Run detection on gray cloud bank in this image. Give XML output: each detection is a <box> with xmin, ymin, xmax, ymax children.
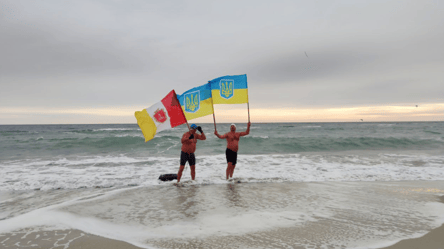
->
<box><xmin>1</xmin><ymin>0</ymin><xmax>443</xmax><ymax>112</ymax></box>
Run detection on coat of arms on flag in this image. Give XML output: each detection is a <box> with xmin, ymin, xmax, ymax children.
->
<box><xmin>210</xmin><ymin>75</ymin><xmax>248</xmax><ymax>104</ymax></box>
<box><xmin>185</xmin><ymin>91</ymin><xmax>200</xmax><ymax>113</ymax></box>
<box><xmin>134</xmin><ymin>90</ymin><xmax>187</xmax><ymax>142</ymax></box>
<box><xmin>153</xmin><ymin>108</ymin><xmax>167</xmax><ymax>123</ymax></box>
<box><xmin>220</xmin><ymin>79</ymin><xmax>234</xmax><ymax>99</ymax></box>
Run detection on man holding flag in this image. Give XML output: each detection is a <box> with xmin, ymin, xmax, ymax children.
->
<box><xmin>135</xmin><ymin>88</ymin><xmax>209</xmax><ymax>183</ymax></box>
<box><xmin>215</xmin><ymin>122</ymin><xmax>250</xmax><ymax>180</ymax></box>
<box><xmin>209</xmin><ymin>74</ymin><xmax>251</xmax><ymax>180</ymax></box>
<box><xmin>136</xmin><ymin>74</ymin><xmax>250</xmax><ymax>181</ymax></box>
<box><xmin>177</xmin><ymin>124</ymin><xmax>206</xmax><ymax>183</ymax></box>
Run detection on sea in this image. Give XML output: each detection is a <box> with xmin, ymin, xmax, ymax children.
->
<box><xmin>1</xmin><ymin>122</ymin><xmax>444</xmax><ymax>248</ymax></box>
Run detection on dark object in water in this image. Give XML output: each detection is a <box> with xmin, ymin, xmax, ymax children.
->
<box><xmin>159</xmin><ymin>174</ymin><xmax>178</xmax><ymax>181</ymax></box>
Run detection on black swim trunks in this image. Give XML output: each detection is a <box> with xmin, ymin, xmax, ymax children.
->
<box><xmin>225</xmin><ymin>148</ymin><xmax>237</xmax><ymax>165</ymax></box>
<box><xmin>180</xmin><ymin>151</ymin><xmax>195</xmax><ymax>166</ymax></box>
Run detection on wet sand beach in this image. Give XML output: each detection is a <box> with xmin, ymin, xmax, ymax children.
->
<box><xmin>2</xmin><ymin>224</ymin><xmax>444</xmax><ymax>249</ymax></box>
<box><xmin>381</xmin><ymin>223</ymin><xmax>444</xmax><ymax>249</ymax></box>
<box><xmin>1</xmin><ymin>181</ymin><xmax>444</xmax><ymax>249</ymax></box>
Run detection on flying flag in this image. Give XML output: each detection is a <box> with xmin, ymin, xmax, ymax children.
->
<box><xmin>177</xmin><ymin>83</ymin><xmax>214</xmax><ymax>121</ymax></box>
<box><xmin>209</xmin><ymin>74</ymin><xmax>248</xmax><ymax>104</ymax></box>
<box><xmin>135</xmin><ymin>90</ymin><xmax>187</xmax><ymax>142</ymax></box>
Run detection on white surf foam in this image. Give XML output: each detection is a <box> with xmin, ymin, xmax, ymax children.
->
<box><xmin>1</xmin><ymin>181</ymin><xmax>444</xmax><ymax>249</ymax></box>
<box><xmin>93</xmin><ymin>128</ymin><xmax>140</xmax><ymax>131</ymax></box>
<box><xmin>1</xmin><ymin>153</ymin><xmax>444</xmax><ymax>191</ymax></box>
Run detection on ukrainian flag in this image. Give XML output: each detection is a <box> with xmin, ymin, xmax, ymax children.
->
<box><xmin>209</xmin><ymin>74</ymin><xmax>248</xmax><ymax>104</ymax></box>
<box><xmin>177</xmin><ymin>83</ymin><xmax>214</xmax><ymax>121</ymax></box>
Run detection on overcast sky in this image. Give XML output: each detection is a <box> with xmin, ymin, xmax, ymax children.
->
<box><xmin>1</xmin><ymin>0</ymin><xmax>443</xmax><ymax>124</ymax></box>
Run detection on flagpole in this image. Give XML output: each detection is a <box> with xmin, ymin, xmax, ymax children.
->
<box><xmin>210</xmin><ymin>81</ymin><xmax>217</xmax><ymax>131</ymax></box>
<box><xmin>212</xmin><ymin>100</ymin><xmax>217</xmax><ymax>131</ymax></box>
<box><xmin>247</xmin><ymin>83</ymin><xmax>250</xmax><ymax>123</ymax></box>
<box><xmin>212</xmin><ymin>112</ymin><xmax>217</xmax><ymax>131</ymax></box>
<box><xmin>247</xmin><ymin>102</ymin><xmax>250</xmax><ymax>123</ymax></box>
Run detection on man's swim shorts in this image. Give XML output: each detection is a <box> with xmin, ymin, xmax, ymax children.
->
<box><xmin>180</xmin><ymin>151</ymin><xmax>196</xmax><ymax>166</ymax></box>
<box><xmin>225</xmin><ymin>148</ymin><xmax>237</xmax><ymax>165</ymax></box>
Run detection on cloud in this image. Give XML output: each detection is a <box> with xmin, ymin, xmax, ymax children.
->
<box><xmin>1</xmin><ymin>0</ymin><xmax>443</xmax><ymax>123</ymax></box>
<box><xmin>0</xmin><ymin>15</ymin><xmax>148</xmax><ymax>78</ymax></box>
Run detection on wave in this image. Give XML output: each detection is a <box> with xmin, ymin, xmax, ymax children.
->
<box><xmin>327</xmin><ymin>128</ymin><xmax>345</xmax><ymax>131</ymax></box>
<box><xmin>0</xmin><ymin>130</ymin><xmax>28</xmax><ymax>133</ymax></box>
<box><xmin>4</xmin><ymin>134</ymin><xmax>444</xmax><ymax>156</ymax></box>
<box><xmin>252</xmin><ymin>135</ymin><xmax>269</xmax><ymax>139</ymax></box>
<box><xmin>239</xmin><ymin>136</ymin><xmax>444</xmax><ymax>154</ymax></box>
<box><xmin>378</xmin><ymin>124</ymin><xmax>396</xmax><ymax>127</ymax></box>
<box><xmin>93</xmin><ymin>128</ymin><xmax>140</xmax><ymax>132</ymax></box>
<box><xmin>424</xmin><ymin>130</ymin><xmax>441</xmax><ymax>135</ymax></box>
<box><xmin>113</xmin><ymin>134</ymin><xmax>144</xmax><ymax>138</ymax></box>
<box><xmin>64</xmin><ymin>128</ymin><xmax>140</xmax><ymax>134</ymax></box>
<box><xmin>2</xmin><ymin>153</ymin><xmax>444</xmax><ymax>191</ymax></box>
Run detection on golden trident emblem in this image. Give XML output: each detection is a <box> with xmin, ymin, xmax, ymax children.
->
<box><xmin>185</xmin><ymin>93</ymin><xmax>199</xmax><ymax>112</ymax></box>
<box><xmin>221</xmin><ymin>81</ymin><xmax>233</xmax><ymax>98</ymax></box>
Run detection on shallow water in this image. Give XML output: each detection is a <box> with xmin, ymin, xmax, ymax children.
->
<box><xmin>1</xmin><ymin>122</ymin><xmax>444</xmax><ymax>190</ymax></box>
<box><xmin>1</xmin><ymin>181</ymin><xmax>444</xmax><ymax>248</ymax></box>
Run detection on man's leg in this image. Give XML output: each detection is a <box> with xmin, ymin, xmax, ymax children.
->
<box><xmin>177</xmin><ymin>165</ymin><xmax>185</xmax><ymax>182</ymax></box>
<box><xmin>230</xmin><ymin>164</ymin><xmax>236</xmax><ymax>178</ymax></box>
<box><xmin>226</xmin><ymin>162</ymin><xmax>232</xmax><ymax>180</ymax></box>
<box><xmin>190</xmin><ymin>165</ymin><xmax>195</xmax><ymax>180</ymax></box>
<box><xmin>230</xmin><ymin>150</ymin><xmax>238</xmax><ymax>178</ymax></box>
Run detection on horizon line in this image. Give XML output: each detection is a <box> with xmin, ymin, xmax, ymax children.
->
<box><xmin>1</xmin><ymin>120</ymin><xmax>443</xmax><ymax>126</ymax></box>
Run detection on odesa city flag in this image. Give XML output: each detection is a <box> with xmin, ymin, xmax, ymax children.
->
<box><xmin>209</xmin><ymin>74</ymin><xmax>248</xmax><ymax>104</ymax></box>
<box><xmin>177</xmin><ymin>83</ymin><xmax>213</xmax><ymax>120</ymax></box>
<box><xmin>135</xmin><ymin>90</ymin><xmax>187</xmax><ymax>142</ymax></box>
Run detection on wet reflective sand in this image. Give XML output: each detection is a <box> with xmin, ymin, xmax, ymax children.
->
<box><xmin>1</xmin><ymin>181</ymin><xmax>444</xmax><ymax>248</ymax></box>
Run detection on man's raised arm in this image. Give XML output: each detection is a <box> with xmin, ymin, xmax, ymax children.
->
<box><xmin>239</xmin><ymin>122</ymin><xmax>251</xmax><ymax>137</ymax></box>
<box><xmin>214</xmin><ymin>130</ymin><xmax>227</xmax><ymax>139</ymax></box>
<box><xmin>196</xmin><ymin>126</ymin><xmax>206</xmax><ymax>140</ymax></box>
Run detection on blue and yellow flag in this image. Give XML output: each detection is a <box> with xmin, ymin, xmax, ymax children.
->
<box><xmin>209</xmin><ymin>74</ymin><xmax>248</xmax><ymax>104</ymax></box>
<box><xmin>177</xmin><ymin>83</ymin><xmax>214</xmax><ymax>121</ymax></box>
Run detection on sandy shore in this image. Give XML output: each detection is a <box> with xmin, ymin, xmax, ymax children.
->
<box><xmin>2</xmin><ymin>224</ymin><xmax>443</xmax><ymax>249</ymax></box>
<box><xmin>1</xmin><ymin>182</ymin><xmax>444</xmax><ymax>249</ymax></box>
<box><xmin>381</xmin><ymin>223</ymin><xmax>444</xmax><ymax>249</ymax></box>
<box><xmin>380</xmin><ymin>195</ymin><xmax>444</xmax><ymax>249</ymax></box>
<box><xmin>0</xmin><ymin>229</ymin><xmax>143</xmax><ymax>249</ymax></box>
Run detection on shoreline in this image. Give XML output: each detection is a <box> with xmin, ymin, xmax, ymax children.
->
<box><xmin>3</xmin><ymin>224</ymin><xmax>443</xmax><ymax>249</ymax></box>
<box><xmin>1</xmin><ymin>182</ymin><xmax>443</xmax><ymax>248</ymax></box>
<box><xmin>379</xmin><ymin>223</ymin><xmax>444</xmax><ymax>249</ymax></box>
<box><xmin>378</xmin><ymin>194</ymin><xmax>444</xmax><ymax>249</ymax></box>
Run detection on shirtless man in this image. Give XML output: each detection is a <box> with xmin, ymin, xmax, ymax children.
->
<box><xmin>214</xmin><ymin>122</ymin><xmax>251</xmax><ymax>180</ymax></box>
<box><xmin>177</xmin><ymin>124</ymin><xmax>206</xmax><ymax>183</ymax></box>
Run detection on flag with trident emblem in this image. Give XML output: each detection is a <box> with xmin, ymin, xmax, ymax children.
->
<box><xmin>177</xmin><ymin>82</ymin><xmax>214</xmax><ymax>121</ymax></box>
<box><xmin>209</xmin><ymin>74</ymin><xmax>248</xmax><ymax>104</ymax></box>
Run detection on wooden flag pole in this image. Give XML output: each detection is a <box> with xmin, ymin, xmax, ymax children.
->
<box><xmin>212</xmin><ymin>98</ymin><xmax>216</xmax><ymax>131</ymax></box>
<box><xmin>247</xmin><ymin>86</ymin><xmax>250</xmax><ymax>123</ymax></box>
<box><xmin>210</xmin><ymin>81</ymin><xmax>217</xmax><ymax>131</ymax></box>
<box><xmin>212</xmin><ymin>113</ymin><xmax>217</xmax><ymax>131</ymax></box>
<box><xmin>247</xmin><ymin>102</ymin><xmax>250</xmax><ymax>123</ymax></box>
<box><xmin>186</xmin><ymin>119</ymin><xmax>191</xmax><ymax>131</ymax></box>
